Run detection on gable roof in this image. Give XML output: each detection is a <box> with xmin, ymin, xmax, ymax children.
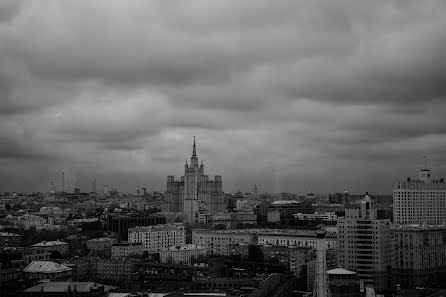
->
<box><xmin>24</xmin><ymin>261</ymin><xmax>72</xmax><ymax>273</ymax></box>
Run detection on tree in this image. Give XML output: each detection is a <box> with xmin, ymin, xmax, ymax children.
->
<box><xmin>50</xmin><ymin>250</ymin><xmax>63</xmax><ymax>259</ymax></box>
<box><xmin>248</xmin><ymin>244</ymin><xmax>264</xmax><ymax>262</ymax></box>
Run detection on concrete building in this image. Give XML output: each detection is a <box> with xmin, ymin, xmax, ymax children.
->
<box><xmin>392</xmin><ymin>223</ymin><xmax>446</xmax><ymax>288</ymax></box>
<box><xmin>106</xmin><ymin>213</ymin><xmax>166</xmax><ymax>240</ymax></box>
<box><xmin>128</xmin><ymin>223</ymin><xmax>185</xmax><ymax>253</ymax></box>
<box><xmin>88</xmin><ymin>258</ymin><xmax>139</xmax><ymax>284</ymax></box>
<box><xmin>337</xmin><ymin>194</ymin><xmax>394</xmax><ymax>292</ymax></box>
<box><xmin>164</xmin><ymin>138</ymin><xmax>226</xmax><ymax>223</ymax></box>
<box><xmin>393</xmin><ymin>166</ymin><xmax>446</xmax><ymax>225</ymax></box>
<box><xmin>32</xmin><ymin>240</ymin><xmax>69</xmax><ymax>255</ymax></box>
<box><xmin>327</xmin><ymin>268</ymin><xmax>361</xmax><ymax>297</ymax></box>
<box><xmin>85</xmin><ymin>237</ymin><xmax>117</xmax><ymax>256</ymax></box>
<box><xmin>294</xmin><ymin>212</ymin><xmax>337</xmax><ymax>221</ymax></box>
<box><xmin>0</xmin><ymin>232</ymin><xmax>22</xmax><ymax>247</ymax></box>
<box><xmin>22</xmin><ymin>282</ymin><xmax>111</xmax><ymax>297</ymax></box>
<box><xmin>160</xmin><ymin>244</ymin><xmax>207</xmax><ymax>264</ymax></box>
<box><xmin>257</xmin><ymin>229</ymin><xmax>337</xmax><ymax>250</ymax></box>
<box><xmin>192</xmin><ymin>229</ymin><xmax>256</xmax><ymax>255</ymax></box>
<box><xmin>267</xmin><ymin>200</ymin><xmax>313</xmax><ymax>223</ymax></box>
<box><xmin>111</xmin><ymin>242</ymin><xmax>144</xmax><ymax>259</ymax></box>
<box><xmin>211</xmin><ymin>212</ymin><xmax>257</xmax><ymax>229</ymax></box>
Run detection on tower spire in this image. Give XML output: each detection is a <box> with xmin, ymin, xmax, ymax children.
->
<box><xmin>192</xmin><ymin>136</ymin><xmax>197</xmax><ymax>158</ymax></box>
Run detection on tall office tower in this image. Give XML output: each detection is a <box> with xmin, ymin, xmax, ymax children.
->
<box><xmin>393</xmin><ymin>165</ymin><xmax>446</xmax><ymax>225</ymax></box>
<box><xmin>337</xmin><ymin>194</ymin><xmax>394</xmax><ymax>292</ymax></box>
<box><xmin>164</xmin><ymin>138</ymin><xmax>226</xmax><ymax>223</ymax></box>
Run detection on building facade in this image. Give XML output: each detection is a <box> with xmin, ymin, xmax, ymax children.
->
<box><xmin>32</xmin><ymin>240</ymin><xmax>69</xmax><ymax>255</ymax></box>
<box><xmin>111</xmin><ymin>242</ymin><xmax>144</xmax><ymax>259</ymax></box>
<box><xmin>106</xmin><ymin>213</ymin><xmax>166</xmax><ymax>240</ymax></box>
<box><xmin>337</xmin><ymin>194</ymin><xmax>394</xmax><ymax>292</ymax></box>
<box><xmin>164</xmin><ymin>138</ymin><xmax>226</xmax><ymax>223</ymax></box>
<box><xmin>393</xmin><ymin>167</ymin><xmax>446</xmax><ymax>225</ymax></box>
<box><xmin>192</xmin><ymin>229</ymin><xmax>256</xmax><ymax>255</ymax></box>
<box><xmin>86</xmin><ymin>237</ymin><xmax>117</xmax><ymax>256</ymax></box>
<box><xmin>393</xmin><ymin>224</ymin><xmax>446</xmax><ymax>288</ymax></box>
<box><xmin>160</xmin><ymin>244</ymin><xmax>207</xmax><ymax>264</ymax></box>
<box><xmin>128</xmin><ymin>223</ymin><xmax>185</xmax><ymax>253</ymax></box>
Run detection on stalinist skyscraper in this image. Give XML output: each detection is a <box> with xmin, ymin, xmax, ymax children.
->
<box><xmin>164</xmin><ymin>138</ymin><xmax>226</xmax><ymax>223</ymax></box>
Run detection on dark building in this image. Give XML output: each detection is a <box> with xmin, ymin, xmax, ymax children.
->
<box><xmin>21</xmin><ymin>282</ymin><xmax>111</xmax><ymax>297</ymax></box>
<box><xmin>267</xmin><ymin>200</ymin><xmax>313</xmax><ymax>223</ymax></box>
<box><xmin>106</xmin><ymin>213</ymin><xmax>166</xmax><ymax>240</ymax></box>
<box><xmin>327</xmin><ymin>268</ymin><xmax>361</xmax><ymax>297</ymax></box>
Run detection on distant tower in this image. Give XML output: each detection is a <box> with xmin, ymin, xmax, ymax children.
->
<box><xmin>253</xmin><ymin>184</ymin><xmax>259</xmax><ymax>196</ymax></box>
<box><xmin>92</xmin><ymin>178</ymin><xmax>97</xmax><ymax>194</ymax></box>
<box><xmin>61</xmin><ymin>172</ymin><xmax>65</xmax><ymax>192</ymax></box>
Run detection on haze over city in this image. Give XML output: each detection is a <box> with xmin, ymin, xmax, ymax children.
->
<box><xmin>1</xmin><ymin>0</ymin><xmax>446</xmax><ymax>194</ymax></box>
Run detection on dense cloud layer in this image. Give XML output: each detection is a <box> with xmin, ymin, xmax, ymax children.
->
<box><xmin>1</xmin><ymin>0</ymin><xmax>445</xmax><ymax>193</ymax></box>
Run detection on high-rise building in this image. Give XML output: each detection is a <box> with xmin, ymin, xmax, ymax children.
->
<box><xmin>164</xmin><ymin>138</ymin><xmax>226</xmax><ymax>223</ymax></box>
<box><xmin>337</xmin><ymin>194</ymin><xmax>394</xmax><ymax>292</ymax></box>
<box><xmin>393</xmin><ymin>166</ymin><xmax>446</xmax><ymax>225</ymax></box>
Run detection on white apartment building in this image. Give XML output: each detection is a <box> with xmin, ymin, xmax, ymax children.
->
<box><xmin>160</xmin><ymin>244</ymin><xmax>206</xmax><ymax>264</ymax></box>
<box><xmin>337</xmin><ymin>194</ymin><xmax>394</xmax><ymax>292</ymax></box>
<box><xmin>128</xmin><ymin>223</ymin><xmax>185</xmax><ymax>253</ymax></box>
<box><xmin>111</xmin><ymin>242</ymin><xmax>144</xmax><ymax>259</ymax></box>
<box><xmin>393</xmin><ymin>167</ymin><xmax>446</xmax><ymax>225</ymax></box>
<box><xmin>192</xmin><ymin>229</ymin><xmax>256</xmax><ymax>255</ymax></box>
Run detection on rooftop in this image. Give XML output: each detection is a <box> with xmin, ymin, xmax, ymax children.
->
<box><xmin>162</xmin><ymin>244</ymin><xmax>205</xmax><ymax>251</ymax></box>
<box><xmin>326</xmin><ymin>268</ymin><xmax>357</xmax><ymax>275</ymax></box>
<box><xmin>0</xmin><ymin>232</ymin><xmax>22</xmax><ymax>237</ymax></box>
<box><xmin>270</xmin><ymin>200</ymin><xmax>301</xmax><ymax>205</ymax></box>
<box><xmin>32</xmin><ymin>240</ymin><xmax>68</xmax><ymax>247</ymax></box>
<box><xmin>24</xmin><ymin>261</ymin><xmax>72</xmax><ymax>273</ymax></box>
<box><xmin>86</xmin><ymin>237</ymin><xmax>116</xmax><ymax>243</ymax></box>
<box><xmin>24</xmin><ymin>282</ymin><xmax>111</xmax><ymax>293</ymax></box>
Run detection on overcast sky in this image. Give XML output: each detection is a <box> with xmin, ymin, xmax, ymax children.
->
<box><xmin>1</xmin><ymin>0</ymin><xmax>446</xmax><ymax>194</ymax></box>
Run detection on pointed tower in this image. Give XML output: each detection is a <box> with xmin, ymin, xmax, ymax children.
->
<box><xmin>191</xmin><ymin>136</ymin><xmax>199</xmax><ymax>167</ymax></box>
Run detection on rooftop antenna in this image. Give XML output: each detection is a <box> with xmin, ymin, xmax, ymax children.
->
<box><xmin>62</xmin><ymin>171</ymin><xmax>65</xmax><ymax>192</ymax></box>
<box><xmin>423</xmin><ymin>154</ymin><xmax>427</xmax><ymax>170</ymax></box>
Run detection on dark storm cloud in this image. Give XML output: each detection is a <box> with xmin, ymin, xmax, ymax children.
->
<box><xmin>1</xmin><ymin>0</ymin><xmax>446</xmax><ymax>193</ymax></box>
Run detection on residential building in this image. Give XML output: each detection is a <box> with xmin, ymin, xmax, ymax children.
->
<box><xmin>164</xmin><ymin>138</ymin><xmax>226</xmax><ymax>223</ymax></box>
<box><xmin>0</xmin><ymin>232</ymin><xmax>22</xmax><ymax>247</ymax></box>
<box><xmin>192</xmin><ymin>229</ymin><xmax>256</xmax><ymax>255</ymax></box>
<box><xmin>128</xmin><ymin>223</ymin><xmax>185</xmax><ymax>253</ymax></box>
<box><xmin>257</xmin><ymin>229</ymin><xmax>337</xmax><ymax>250</ymax></box>
<box><xmin>6</xmin><ymin>214</ymin><xmax>47</xmax><ymax>229</ymax></box>
<box><xmin>392</xmin><ymin>223</ymin><xmax>446</xmax><ymax>288</ymax></box>
<box><xmin>86</xmin><ymin>237</ymin><xmax>117</xmax><ymax>256</ymax></box>
<box><xmin>88</xmin><ymin>258</ymin><xmax>140</xmax><ymax>284</ymax></box>
<box><xmin>211</xmin><ymin>212</ymin><xmax>257</xmax><ymax>229</ymax></box>
<box><xmin>111</xmin><ymin>242</ymin><xmax>144</xmax><ymax>259</ymax></box>
<box><xmin>23</xmin><ymin>261</ymin><xmax>72</xmax><ymax>280</ymax></box>
<box><xmin>337</xmin><ymin>194</ymin><xmax>394</xmax><ymax>292</ymax></box>
<box><xmin>160</xmin><ymin>244</ymin><xmax>207</xmax><ymax>264</ymax></box>
<box><xmin>32</xmin><ymin>240</ymin><xmax>69</xmax><ymax>255</ymax></box>
<box><xmin>393</xmin><ymin>166</ymin><xmax>446</xmax><ymax>225</ymax></box>
<box><xmin>106</xmin><ymin>213</ymin><xmax>166</xmax><ymax>240</ymax></box>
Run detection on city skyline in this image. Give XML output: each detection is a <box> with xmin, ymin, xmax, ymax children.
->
<box><xmin>1</xmin><ymin>1</ymin><xmax>446</xmax><ymax>193</ymax></box>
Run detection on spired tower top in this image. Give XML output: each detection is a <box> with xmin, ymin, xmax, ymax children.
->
<box><xmin>190</xmin><ymin>136</ymin><xmax>199</xmax><ymax>167</ymax></box>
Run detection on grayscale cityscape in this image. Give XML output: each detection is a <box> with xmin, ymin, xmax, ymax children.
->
<box><xmin>1</xmin><ymin>1</ymin><xmax>446</xmax><ymax>297</ymax></box>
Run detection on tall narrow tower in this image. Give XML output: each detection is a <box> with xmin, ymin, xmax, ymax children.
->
<box><xmin>313</xmin><ymin>230</ymin><xmax>331</xmax><ymax>297</ymax></box>
<box><xmin>61</xmin><ymin>172</ymin><xmax>65</xmax><ymax>193</ymax></box>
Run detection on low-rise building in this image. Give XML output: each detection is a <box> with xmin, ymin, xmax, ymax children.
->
<box><xmin>23</xmin><ymin>260</ymin><xmax>72</xmax><ymax>281</ymax></box>
<box><xmin>21</xmin><ymin>282</ymin><xmax>111</xmax><ymax>297</ymax></box>
<box><xmin>294</xmin><ymin>212</ymin><xmax>337</xmax><ymax>221</ymax></box>
<box><xmin>128</xmin><ymin>223</ymin><xmax>185</xmax><ymax>253</ymax></box>
<box><xmin>88</xmin><ymin>258</ymin><xmax>140</xmax><ymax>284</ymax></box>
<box><xmin>86</xmin><ymin>237</ymin><xmax>117</xmax><ymax>256</ymax></box>
<box><xmin>160</xmin><ymin>244</ymin><xmax>206</xmax><ymax>264</ymax></box>
<box><xmin>0</xmin><ymin>232</ymin><xmax>22</xmax><ymax>247</ymax></box>
<box><xmin>32</xmin><ymin>240</ymin><xmax>69</xmax><ymax>255</ymax></box>
<box><xmin>257</xmin><ymin>229</ymin><xmax>337</xmax><ymax>250</ymax></box>
<box><xmin>111</xmin><ymin>242</ymin><xmax>144</xmax><ymax>259</ymax></box>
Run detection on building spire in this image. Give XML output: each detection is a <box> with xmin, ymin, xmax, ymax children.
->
<box><xmin>192</xmin><ymin>136</ymin><xmax>197</xmax><ymax>158</ymax></box>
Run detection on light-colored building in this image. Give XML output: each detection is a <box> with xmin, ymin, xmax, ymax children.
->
<box><xmin>7</xmin><ymin>214</ymin><xmax>47</xmax><ymax>229</ymax></box>
<box><xmin>257</xmin><ymin>229</ymin><xmax>337</xmax><ymax>250</ymax></box>
<box><xmin>111</xmin><ymin>242</ymin><xmax>144</xmax><ymax>259</ymax></box>
<box><xmin>160</xmin><ymin>244</ymin><xmax>206</xmax><ymax>264</ymax></box>
<box><xmin>294</xmin><ymin>212</ymin><xmax>337</xmax><ymax>221</ymax></box>
<box><xmin>192</xmin><ymin>229</ymin><xmax>256</xmax><ymax>255</ymax></box>
<box><xmin>32</xmin><ymin>240</ymin><xmax>69</xmax><ymax>255</ymax></box>
<box><xmin>39</xmin><ymin>207</ymin><xmax>63</xmax><ymax>217</ymax></box>
<box><xmin>128</xmin><ymin>223</ymin><xmax>185</xmax><ymax>253</ymax></box>
<box><xmin>164</xmin><ymin>138</ymin><xmax>226</xmax><ymax>223</ymax></box>
<box><xmin>337</xmin><ymin>194</ymin><xmax>394</xmax><ymax>292</ymax></box>
<box><xmin>393</xmin><ymin>166</ymin><xmax>446</xmax><ymax>225</ymax></box>
<box><xmin>392</xmin><ymin>223</ymin><xmax>446</xmax><ymax>288</ymax></box>
<box><xmin>86</xmin><ymin>237</ymin><xmax>117</xmax><ymax>255</ymax></box>
<box><xmin>23</xmin><ymin>261</ymin><xmax>72</xmax><ymax>280</ymax></box>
